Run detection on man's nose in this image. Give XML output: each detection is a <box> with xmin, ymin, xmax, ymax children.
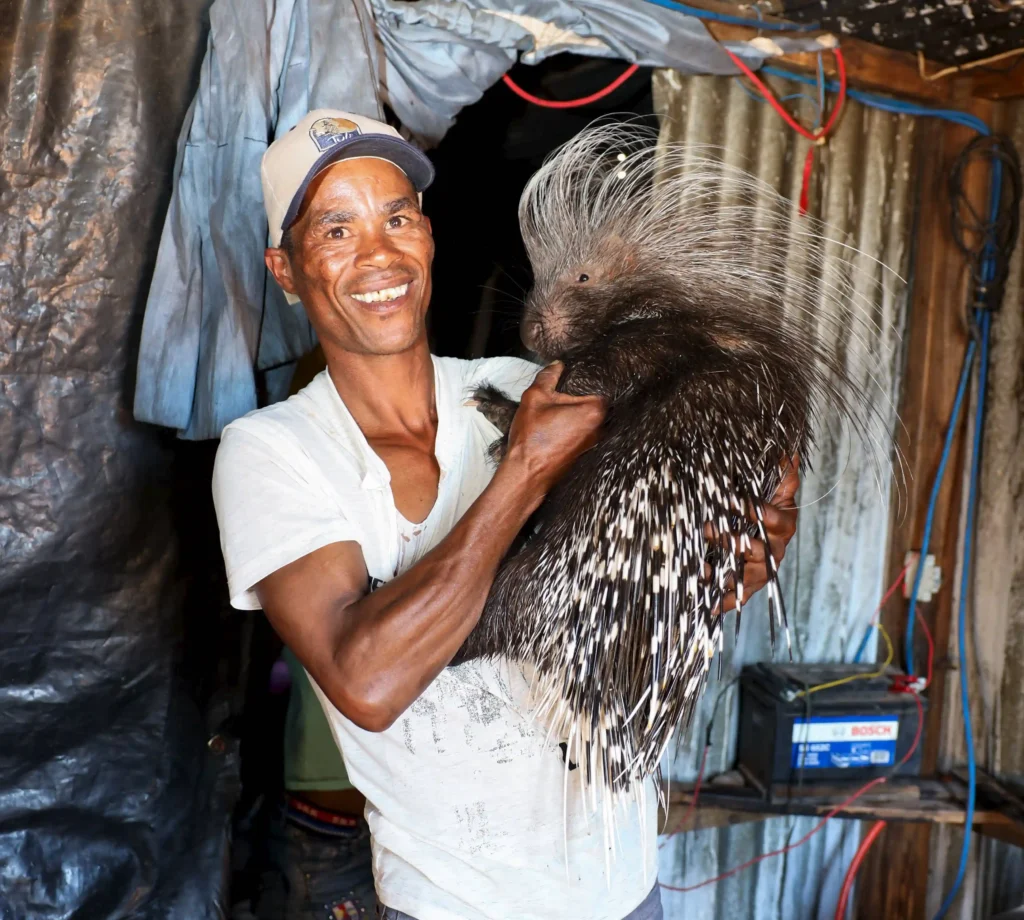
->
<box><xmin>356</xmin><ymin>232</ymin><xmax>401</xmax><ymax>267</ymax></box>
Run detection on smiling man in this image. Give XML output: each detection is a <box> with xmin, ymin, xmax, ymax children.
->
<box><xmin>212</xmin><ymin>110</ymin><xmax>798</xmax><ymax>920</ymax></box>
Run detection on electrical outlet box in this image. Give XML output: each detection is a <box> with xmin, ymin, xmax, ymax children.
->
<box><xmin>903</xmin><ymin>551</ymin><xmax>941</xmax><ymax>603</ymax></box>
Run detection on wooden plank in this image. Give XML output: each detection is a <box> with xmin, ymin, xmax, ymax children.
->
<box><xmin>661</xmin><ymin>778</ymin><xmax>1024</xmax><ymax>847</ymax></box>
<box><xmin>854</xmin><ymin>94</ymin><xmax>996</xmax><ymax>920</ymax></box>
<box><xmin>705</xmin><ymin>22</ymin><xmax>1024</xmax><ymax>102</ymax></box>
<box><xmin>705</xmin><ymin>25</ymin><xmax>954</xmax><ymax>104</ymax></box>
<box><xmin>659</xmin><ymin>802</ymin><xmax>769</xmax><ymax>837</ymax></box>
<box><xmin>970</xmin><ymin>65</ymin><xmax>1024</xmax><ymax>101</ymax></box>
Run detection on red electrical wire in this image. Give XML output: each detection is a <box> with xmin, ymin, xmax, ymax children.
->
<box><xmin>724</xmin><ymin>48</ymin><xmax>847</xmax><ymax>141</ymax></box>
<box><xmin>724</xmin><ymin>47</ymin><xmax>848</xmax><ymax>214</ymax></box>
<box><xmin>833</xmin><ymin>820</ymin><xmax>887</xmax><ymax>920</ymax></box>
<box><xmin>875</xmin><ymin>563</ymin><xmax>910</xmax><ymax>619</ymax></box>
<box><xmin>502</xmin><ymin>64</ymin><xmax>640</xmax><ymax>109</ymax></box>
<box><xmin>916</xmin><ymin>606</ymin><xmax>935</xmax><ymax>690</ymax></box>
<box><xmin>659</xmin><ymin>690</ymin><xmax>924</xmax><ymax>894</ymax></box>
<box><xmin>862</xmin><ymin>562</ymin><xmax>932</xmax><ymax>689</ymax></box>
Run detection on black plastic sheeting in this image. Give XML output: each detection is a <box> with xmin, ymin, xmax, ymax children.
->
<box><xmin>0</xmin><ymin>3</ymin><xmax>239</xmax><ymax>918</ymax></box>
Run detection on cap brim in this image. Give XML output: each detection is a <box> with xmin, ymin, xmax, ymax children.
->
<box><xmin>281</xmin><ymin>136</ymin><xmax>435</xmax><ymax>234</ymax></box>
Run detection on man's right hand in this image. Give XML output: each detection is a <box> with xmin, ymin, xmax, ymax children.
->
<box><xmin>502</xmin><ymin>362</ymin><xmax>607</xmax><ymax>503</ymax></box>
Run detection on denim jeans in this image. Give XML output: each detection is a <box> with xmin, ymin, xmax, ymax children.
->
<box><xmin>253</xmin><ymin>799</ymin><xmax>377</xmax><ymax>920</ymax></box>
<box><xmin>379</xmin><ymin>883</ymin><xmax>664</xmax><ymax>920</ymax></box>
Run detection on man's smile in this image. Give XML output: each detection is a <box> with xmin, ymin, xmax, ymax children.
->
<box><xmin>349</xmin><ymin>281</ymin><xmax>411</xmax><ymax>304</ymax></box>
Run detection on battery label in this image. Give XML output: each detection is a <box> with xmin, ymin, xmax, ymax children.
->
<box><xmin>791</xmin><ymin>715</ymin><xmax>899</xmax><ymax>769</ymax></box>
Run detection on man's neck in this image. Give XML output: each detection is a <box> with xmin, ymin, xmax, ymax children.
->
<box><xmin>325</xmin><ymin>340</ymin><xmax>436</xmax><ymax>439</ymax></box>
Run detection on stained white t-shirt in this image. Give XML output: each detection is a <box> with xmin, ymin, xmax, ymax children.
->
<box><xmin>212</xmin><ymin>355</ymin><xmax>657</xmax><ymax>920</ymax></box>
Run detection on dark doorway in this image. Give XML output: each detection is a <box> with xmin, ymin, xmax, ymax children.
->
<box><xmin>423</xmin><ymin>54</ymin><xmax>656</xmax><ymax>361</ymax></box>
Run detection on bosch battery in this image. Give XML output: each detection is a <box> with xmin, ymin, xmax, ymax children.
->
<box><xmin>736</xmin><ymin>662</ymin><xmax>926</xmax><ymax>793</ymax></box>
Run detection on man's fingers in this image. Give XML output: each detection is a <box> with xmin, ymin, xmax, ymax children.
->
<box><xmin>743</xmin><ymin>539</ymin><xmax>766</xmax><ymax>564</ymax></box>
<box><xmin>702</xmin><ymin>560</ymin><xmax>769</xmax><ymax>590</ymax></box>
<box><xmin>771</xmin><ymin>455</ymin><xmax>801</xmax><ymax>507</ymax></box>
<box><xmin>701</xmin><ymin>526</ymin><xmax>773</xmax><ymax>563</ymax></box>
<box><xmin>531</xmin><ymin>361</ymin><xmax>564</xmax><ymax>394</ymax></box>
<box><xmin>760</xmin><ymin>502</ymin><xmax>797</xmax><ymax>543</ymax></box>
<box><xmin>742</xmin><ymin>562</ymin><xmax>768</xmax><ymax>590</ymax></box>
<box><xmin>706</xmin><ymin>559</ymin><xmax>770</xmax><ymax>615</ymax></box>
<box><xmin>716</xmin><ymin>564</ymin><xmax>766</xmax><ymax>615</ymax></box>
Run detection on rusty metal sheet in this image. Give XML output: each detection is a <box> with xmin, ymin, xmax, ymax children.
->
<box><xmin>652</xmin><ymin>69</ymin><xmax>917</xmax><ymax>919</ymax></box>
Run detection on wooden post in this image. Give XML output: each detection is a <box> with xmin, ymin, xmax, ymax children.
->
<box><xmin>854</xmin><ymin>93</ymin><xmax>995</xmax><ymax>920</ymax></box>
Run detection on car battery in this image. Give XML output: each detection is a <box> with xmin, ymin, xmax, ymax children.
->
<box><xmin>736</xmin><ymin>662</ymin><xmax>926</xmax><ymax>793</ymax></box>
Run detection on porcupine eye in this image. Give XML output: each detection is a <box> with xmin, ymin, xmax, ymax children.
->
<box><xmin>577</xmin><ymin>273</ymin><xmax>589</xmax><ymax>283</ymax></box>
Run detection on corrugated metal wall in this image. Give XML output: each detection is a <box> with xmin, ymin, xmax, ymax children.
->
<box><xmin>651</xmin><ymin>70</ymin><xmax>919</xmax><ymax>919</ymax></box>
<box><xmin>926</xmin><ymin>102</ymin><xmax>1024</xmax><ymax>920</ymax></box>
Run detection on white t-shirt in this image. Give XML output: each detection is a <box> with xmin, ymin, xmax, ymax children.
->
<box><xmin>212</xmin><ymin>355</ymin><xmax>657</xmax><ymax>920</ymax></box>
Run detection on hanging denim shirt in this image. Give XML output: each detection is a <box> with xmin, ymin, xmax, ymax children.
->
<box><xmin>133</xmin><ymin>0</ymin><xmax>381</xmax><ymax>440</ymax></box>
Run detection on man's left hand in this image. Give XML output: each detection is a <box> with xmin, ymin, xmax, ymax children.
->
<box><xmin>710</xmin><ymin>457</ymin><xmax>800</xmax><ymax>615</ymax></box>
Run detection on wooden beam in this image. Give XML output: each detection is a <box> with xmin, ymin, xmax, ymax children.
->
<box><xmin>661</xmin><ymin>777</ymin><xmax>1024</xmax><ymax>849</ymax></box>
<box><xmin>705</xmin><ymin>24</ymin><xmax>954</xmax><ymax>104</ymax></box>
<box><xmin>968</xmin><ymin>64</ymin><xmax>1024</xmax><ymax>101</ymax></box>
<box><xmin>853</xmin><ymin>92</ymin><xmax>996</xmax><ymax>920</ymax></box>
<box><xmin>705</xmin><ymin>23</ymin><xmax>1024</xmax><ymax>102</ymax></box>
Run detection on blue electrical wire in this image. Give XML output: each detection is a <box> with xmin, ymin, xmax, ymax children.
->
<box><xmin>932</xmin><ymin>310</ymin><xmax>988</xmax><ymax>920</ymax></box>
<box><xmin>930</xmin><ymin>146</ymin><xmax>1004</xmax><ymax>919</ymax></box>
<box><xmin>815</xmin><ymin>53</ymin><xmax>824</xmax><ymax>131</ymax></box>
<box><xmin>759</xmin><ymin>66</ymin><xmax>991</xmax><ymax>134</ymax></box>
<box><xmin>850</xmin><ymin>339</ymin><xmax>974</xmax><ymax>669</ymax></box>
<box><xmin>640</xmin><ymin>0</ymin><xmax>819</xmax><ymax>32</ymax></box>
<box><xmin>733</xmin><ymin>77</ymin><xmax>822</xmax><ymax>119</ymax></box>
<box><xmin>901</xmin><ymin>342</ymin><xmax>976</xmax><ymax>675</ymax></box>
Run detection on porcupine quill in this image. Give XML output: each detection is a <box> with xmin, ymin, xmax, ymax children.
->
<box><xmin>451</xmin><ymin>123</ymin><xmax>899</xmax><ymax>819</ymax></box>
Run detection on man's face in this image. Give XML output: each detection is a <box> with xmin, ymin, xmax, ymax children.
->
<box><xmin>266</xmin><ymin>158</ymin><xmax>434</xmax><ymax>356</ymax></box>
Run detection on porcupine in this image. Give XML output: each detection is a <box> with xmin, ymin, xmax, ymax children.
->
<box><xmin>451</xmin><ymin>123</ymin><xmax>896</xmax><ymax>808</ymax></box>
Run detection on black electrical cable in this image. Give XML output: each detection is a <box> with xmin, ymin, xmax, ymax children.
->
<box><xmin>948</xmin><ymin>134</ymin><xmax>1023</xmax><ymax>316</ymax></box>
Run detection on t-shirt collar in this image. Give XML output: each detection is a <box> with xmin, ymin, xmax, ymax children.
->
<box><xmin>320</xmin><ymin>355</ymin><xmax>452</xmax><ymax>491</ymax></box>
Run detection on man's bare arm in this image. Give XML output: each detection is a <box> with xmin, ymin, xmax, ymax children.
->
<box><xmin>255</xmin><ymin>363</ymin><xmax>605</xmax><ymax>733</ymax></box>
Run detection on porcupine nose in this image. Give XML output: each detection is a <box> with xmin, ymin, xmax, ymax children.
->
<box><xmin>521</xmin><ymin>316</ymin><xmax>543</xmax><ymax>352</ymax></box>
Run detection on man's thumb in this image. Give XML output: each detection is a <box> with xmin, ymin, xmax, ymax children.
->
<box><xmin>533</xmin><ymin>361</ymin><xmax>564</xmax><ymax>392</ymax></box>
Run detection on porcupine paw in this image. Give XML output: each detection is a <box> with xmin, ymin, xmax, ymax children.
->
<box><xmin>470</xmin><ymin>384</ymin><xmax>518</xmax><ymax>463</ymax></box>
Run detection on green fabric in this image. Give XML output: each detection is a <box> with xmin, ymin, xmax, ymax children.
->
<box><xmin>282</xmin><ymin>647</ymin><xmax>353</xmax><ymax>791</ymax></box>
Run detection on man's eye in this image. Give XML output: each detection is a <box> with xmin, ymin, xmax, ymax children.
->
<box><xmin>387</xmin><ymin>215</ymin><xmax>410</xmax><ymax>229</ymax></box>
<box><xmin>328</xmin><ymin>227</ymin><xmax>348</xmax><ymax>239</ymax></box>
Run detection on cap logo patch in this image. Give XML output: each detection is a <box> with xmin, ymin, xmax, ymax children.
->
<box><xmin>309</xmin><ymin>117</ymin><xmax>361</xmax><ymax>152</ymax></box>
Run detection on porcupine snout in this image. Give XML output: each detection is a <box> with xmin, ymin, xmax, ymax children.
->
<box><xmin>520</xmin><ymin>290</ymin><xmax>575</xmax><ymax>360</ymax></box>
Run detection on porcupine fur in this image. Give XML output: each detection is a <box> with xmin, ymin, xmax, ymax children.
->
<box><xmin>451</xmin><ymin>123</ymin><xmax>897</xmax><ymax>810</ymax></box>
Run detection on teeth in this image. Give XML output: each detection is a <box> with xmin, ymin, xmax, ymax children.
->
<box><xmin>351</xmin><ymin>283</ymin><xmax>409</xmax><ymax>303</ymax></box>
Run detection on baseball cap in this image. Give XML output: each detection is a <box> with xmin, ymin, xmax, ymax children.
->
<box><xmin>261</xmin><ymin>109</ymin><xmax>435</xmax><ymax>249</ymax></box>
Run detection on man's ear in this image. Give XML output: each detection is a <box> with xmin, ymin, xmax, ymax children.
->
<box><xmin>265</xmin><ymin>247</ymin><xmax>298</xmax><ymax>296</ymax></box>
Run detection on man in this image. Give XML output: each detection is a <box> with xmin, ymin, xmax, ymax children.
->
<box><xmin>213</xmin><ymin>109</ymin><xmax>798</xmax><ymax>920</ymax></box>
